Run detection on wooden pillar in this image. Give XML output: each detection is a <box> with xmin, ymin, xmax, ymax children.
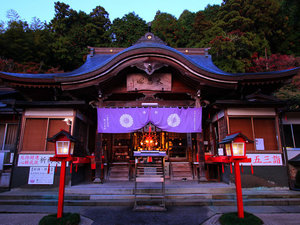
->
<box><xmin>197</xmin><ymin>133</ymin><xmax>207</xmax><ymax>182</ymax></box>
<box><xmin>196</xmin><ymin>96</ymin><xmax>207</xmax><ymax>182</ymax></box>
<box><xmin>94</xmin><ymin>132</ymin><xmax>102</xmax><ymax>183</ymax></box>
<box><xmin>94</xmin><ymin>98</ymin><xmax>103</xmax><ymax>183</ymax></box>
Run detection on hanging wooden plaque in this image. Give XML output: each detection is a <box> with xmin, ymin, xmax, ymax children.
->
<box><xmin>127</xmin><ymin>73</ymin><xmax>171</xmax><ymax>91</ymax></box>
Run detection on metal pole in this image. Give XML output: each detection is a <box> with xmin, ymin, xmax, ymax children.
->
<box><xmin>234</xmin><ymin>161</ymin><xmax>244</xmax><ymax>218</ymax></box>
<box><xmin>57</xmin><ymin>160</ymin><xmax>66</xmax><ymax>218</ymax></box>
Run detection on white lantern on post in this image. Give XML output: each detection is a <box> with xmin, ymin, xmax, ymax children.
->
<box><xmin>220</xmin><ymin>133</ymin><xmax>252</xmax><ymax>159</ymax></box>
<box><xmin>48</xmin><ymin>130</ymin><xmax>76</xmax><ymax>158</ymax></box>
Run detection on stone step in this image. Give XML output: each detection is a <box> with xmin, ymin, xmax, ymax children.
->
<box><xmin>111</xmin><ymin>167</ymin><xmax>129</xmax><ymax>170</ymax></box>
<box><xmin>172</xmin><ymin>177</ymin><xmax>193</xmax><ymax>181</ymax></box>
<box><xmin>65</xmin><ymin>187</ymin><xmax>235</xmax><ymax>195</ymax></box>
<box><xmin>109</xmin><ymin>177</ymin><xmax>129</xmax><ymax>181</ymax></box>
<box><xmin>134</xmin><ymin>205</ymin><xmax>166</xmax><ymax>211</ymax></box>
<box><xmin>0</xmin><ymin>197</ymin><xmax>300</xmax><ymax>207</ymax></box>
<box><xmin>109</xmin><ymin>165</ymin><xmax>129</xmax><ymax>181</ymax></box>
<box><xmin>109</xmin><ymin>173</ymin><xmax>129</xmax><ymax>177</ymax></box>
<box><xmin>170</xmin><ymin>163</ymin><xmax>193</xmax><ymax>181</ymax></box>
<box><xmin>0</xmin><ymin>194</ymin><xmax>89</xmax><ymax>200</ymax></box>
<box><xmin>172</xmin><ymin>171</ymin><xmax>193</xmax><ymax>175</ymax></box>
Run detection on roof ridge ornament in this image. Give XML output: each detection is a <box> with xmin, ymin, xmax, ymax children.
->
<box><xmin>135</xmin><ymin>32</ymin><xmax>167</xmax><ymax>45</ymax></box>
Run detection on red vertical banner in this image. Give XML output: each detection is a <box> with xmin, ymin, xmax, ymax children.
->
<box><xmin>70</xmin><ymin>163</ymin><xmax>73</xmax><ymax>174</ymax></box>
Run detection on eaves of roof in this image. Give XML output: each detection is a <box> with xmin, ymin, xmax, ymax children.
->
<box><xmin>0</xmin><ymin>42</ymin><xmax>299</xmax><ymax>85</ymax></box>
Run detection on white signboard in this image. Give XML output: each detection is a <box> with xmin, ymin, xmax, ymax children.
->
<box><xmin>218</xmin><ymin>148</ymin><xmax>224</xmax><ymax>156</ymax></box>
<box><xmin>18</xmin><ymin>154</ymin><xmax>61</xmax><ymax>167</ymax></box>
<box><xmin>241</xmin><ymin>154</ymin><xmax>283</xmax><ymax>166</ymax></box>
<box><xmin>255</xmin><ymin>138</ymin><xmax>265</xmax><ymax>150</ymax></box>
<box><xmin>28</xmin><ymin>166</ymin><xmax>55</xmax><ymax>185</ymax></box>
<box><xmin>0</xmin><ymin>152</ymin><xmax>4</xmax><ymax>170</ymax></box>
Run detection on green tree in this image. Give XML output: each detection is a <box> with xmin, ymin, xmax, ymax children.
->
<box><xmin>214</xmin><ymin>0</ymin><xmax>285</xmax><ymax>53</ymax></box>
<box><xmin>190</xmin><ymin>11</ymin><xmax>212</xmax><ymax>47</ymax></box>
<box><xmin>0</xmin><ymin>19</ymin><xmax>32</xmax><ymax>63</ymax></box>
<box><xmin>47</xmin><ymin>2</ymin><xmax>111</xmax><ymax>71</ymax></box>
<box><xmin>177</xmin><ymin>10</ymin><xmax>195</xmax><ymax>47</ymax></box>
<box><xmin>209</xmin><ymin>30</ymin><xmax>268</xmax><ymax>73</ymax></box>
<box><xmin>278</xmin><ymin>0</ymin><xmax>300</xmax><ymax>55</ymax></box>
<box><xmin>110</xmin><ymin>12</ymin><xmax>147</xmax><ymax>47</ymax></box>
<box><xmin>203</xmin><ymin>4</ymin><xmax>221</xmax><ymax>22</ymax></box>
<box><xmin>151</xmin><ymin>11</ymin><xmax>180</xmax><ymax>47</ymax></box>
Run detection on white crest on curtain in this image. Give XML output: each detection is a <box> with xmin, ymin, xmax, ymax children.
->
<box><xmin>167</xmin><ymin>113</ymin><xmax>181</xmax><ymax>127</ymax></box>
<box><xmin>119</xmin><ymin>114</ymin><xmax>134</xmax><ymax>128</ymax></box>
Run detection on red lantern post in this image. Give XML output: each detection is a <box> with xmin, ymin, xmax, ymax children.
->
<box><xmin>234</xmin><ymin>160</ymin><xmax>244</xmax><ymax>218</ymax></box>
<box><xmin>48</xmin><ymin>130</ymin><xmax>76</xmax><ymax>218</ymax></box>
<box><xmin>207</xmin><ymin>132</ymin><xmax>253</xmax><ymax>219</ymax></box>
<box><xmin>57</xmin><ymin>159</ymin><xmax>67</xmax><ymax>218</ymax></box>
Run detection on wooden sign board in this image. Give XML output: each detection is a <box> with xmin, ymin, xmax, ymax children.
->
<box><xmin>127</xmin><ymin>73</ymin><xmax>171</xmax><ymax>91</ymax></box>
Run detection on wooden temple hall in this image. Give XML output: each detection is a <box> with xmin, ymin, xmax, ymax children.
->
<box><xmin>0</xmin><ymin>32</ymin><xmax>299</xmax><ymax>188</ymax></box>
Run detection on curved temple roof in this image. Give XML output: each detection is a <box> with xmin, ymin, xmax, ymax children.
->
<box><xmin>0</xmin><ymin>33</ymin><xmax>299</xmax><ymax>87</ymax></box>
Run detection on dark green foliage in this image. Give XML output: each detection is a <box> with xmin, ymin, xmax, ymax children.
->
<box><xmin>177</xmin><ymin>10</ymin><xmax>196</xmax><ymax>47</ymax></box>
<box><xmin>152</xmin><ymin>11</ymin><xmax>180</xmax><ymax>47</ymax></box>
<box><xmin>219</xmin><ymin>212</ymin><xmax>263</xmax><ymax>225</ymax></box>
<box><xmin>0</xmin><ymin>0</ymin><xmax>299</xmax><ymax>73</ymax></box>
<box><xmin>39</xmin><ymin>213</ymin><xmax>80</xmax><ymax>225</ymax></box>
<box><xmin>47</xmin><ymin>2</ymin><xmax>111</xmax><ymax>71</ymax></box>
<box><xmin>110</xmin><ymin>12</ymin><xmax>147</xmax><ymax>47</ymax></box>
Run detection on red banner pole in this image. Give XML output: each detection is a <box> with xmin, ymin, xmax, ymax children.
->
<box><xmin>234</xmin><ymin>161</ymin><xmax>244</xmax><ymax>218</ymax></box>
<box><xmin>57</xmin><ymin>160</ymin><xmax>66</xmax><ymax>218</ymax></box>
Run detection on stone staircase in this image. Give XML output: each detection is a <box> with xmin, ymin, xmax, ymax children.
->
<box><xmin>170</xmin><ymin>162</ymin><xmax>193</xmax><ymax>180</ymax></box>
<box><xmin>1</xmin><ymin>182</ymin><xmax>299</xmax><ymax>207</ymax></box>
<box><xmin>0</xmin><ymin>189</ymin><xmax>300</xmax><ymax>207</ymax></box>
<box><xmin>108</xmin><ymin>163</ymin><xmax>129</xmax><ymax>181</ymax></box>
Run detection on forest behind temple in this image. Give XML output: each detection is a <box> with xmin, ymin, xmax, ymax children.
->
<box><xmin>0</xmin><ymin>0</ymin><xmax>299</xmax><ymax>75</ymax></box>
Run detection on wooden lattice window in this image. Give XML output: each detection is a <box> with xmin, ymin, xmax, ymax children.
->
<box><xmin>229</xmin><ymin>117</ymin><xmax>279</xmax><ymax>151</ymax></box>
<box><xmin>22</xmin><ymin>118</ymin><xmax>70</xmax><ymax>152</ymax></box>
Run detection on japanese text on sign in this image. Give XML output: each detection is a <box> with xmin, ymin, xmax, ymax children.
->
<box><xmin>28</xmin><ymin>166</ymin><xmax>54</xmax><ymax>184</ymax></box>
<box><xmin>18</xmin><ymin>154</ymin><xmax>61</xmax><ymax>167</ymax></box>
<box><xmin>241</xmin><ymin>154</ymin><xmax>282</xmax><ymax>166</ymax></box>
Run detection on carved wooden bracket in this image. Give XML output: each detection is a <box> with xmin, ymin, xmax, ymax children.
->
<box><xmin>131</xmin><ymin>62</ymin><xmax>167</xmax><ymax>75</ymax></box>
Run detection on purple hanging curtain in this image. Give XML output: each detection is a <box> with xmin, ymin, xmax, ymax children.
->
<box><xmin>97</xmin><ymin>107</ymin><xmax>202</xmax><ymax>133</ymax></box>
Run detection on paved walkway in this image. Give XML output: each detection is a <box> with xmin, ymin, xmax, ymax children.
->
<box><xmin>1</xmin><ymin>205</ymin><xmax>300</xmax><ymax>225</ymax></box>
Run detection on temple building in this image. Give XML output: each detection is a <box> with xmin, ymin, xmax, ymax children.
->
<box><xmin>0</xmin><ymin>32</ymin><xmax>299</xmax><ymax>188</ymax></box>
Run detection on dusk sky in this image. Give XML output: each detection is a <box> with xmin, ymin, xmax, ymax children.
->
<box><xmin>0</xmin><ymin>0</ymin><xmax>223</xmax><ymax>24</ymax></box>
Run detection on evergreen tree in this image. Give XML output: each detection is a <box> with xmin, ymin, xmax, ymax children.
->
<box><xmin>47</xmin><ymin>2</ymin><xmax>111</xmax><ymax>71</ymax></box>
<box><xmin>151</xmin><ymin>11</ymin><xmax>180</xmax><ymax>47</ymax></box>
<box><xmin>110</xmin><ymin>12</ymin><xmax>147</xmax><ymax>47</ymax></box>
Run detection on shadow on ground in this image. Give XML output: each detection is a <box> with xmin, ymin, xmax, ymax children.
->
<box><xmin>82</xmin><ymin>206</ymin><xmax>214</xmax><ymax>225</ymax></box>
